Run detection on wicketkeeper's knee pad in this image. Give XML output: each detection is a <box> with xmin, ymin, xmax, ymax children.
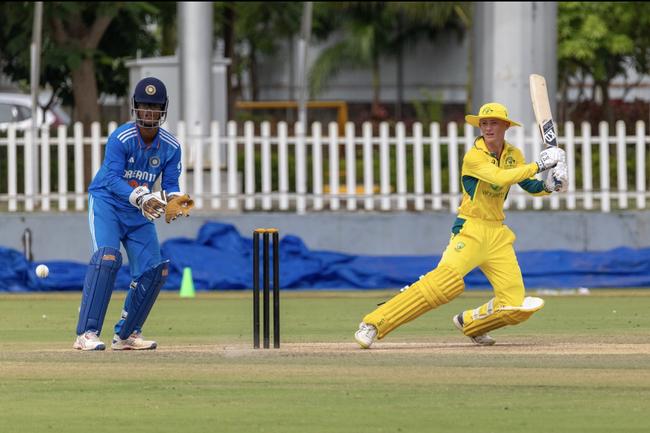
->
<box><xmin>76</xmin><ymin>247</ymin><xmax>122</xmax><ymax>335</ymax></box>
<box><xmin>462</xmin><ymin>296</ymin><xmax>544</xmax><ymax>337</ymax></box>
<box><xmin>363</xmin><ymin>265</ymin><xmax>464</xmax><ymax>339</ymax></box>
<box><xmin>118</xmin><ymin>260</ymin><xmax>169</xmax><ymax>339</ymax></box>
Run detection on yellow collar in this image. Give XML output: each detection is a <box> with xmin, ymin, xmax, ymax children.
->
<box><xmin>474</xmin><ymin>136</ymin><xmax>513</xmax><ymax>158</ymax></box>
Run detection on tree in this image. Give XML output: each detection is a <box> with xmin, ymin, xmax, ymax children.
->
<box><xmin>558</xmin><ymin>2</ymin><xmax>650</xmax><ymax>125</ymax></box>
<box><xmin>308</xmin><ymin>2</ymin><xmax>468</xmax><ymax>120</ymax></box>
<box><xmin>0</xmin><ymin>2</ymin><xmax>159</xmax><ymax>127</ymax></box>
<box><xmin>214</xmin><ymin>2</ymin><xmax>302</xmax><ymax>111</ymax></box>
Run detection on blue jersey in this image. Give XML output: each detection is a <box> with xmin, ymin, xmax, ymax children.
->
<box><xmin>89</xmin><ymin>122</ymin><xmax>182</xmax><ymax>212</ymax></box>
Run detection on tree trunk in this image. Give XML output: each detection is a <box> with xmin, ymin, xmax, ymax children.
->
<box><xmin>71</xmin><ymin>59</ymin><xmax>101</xmax><ymax>127</ymax></box>
<box><xmin>395</xmin><ymin>15</ymin><xmax>403</xmax><ymax>121</ymax></box>
<box><xmin>371</xmin><ymin>55</ymin><xmax>382</xmax><ymax>119</ymax></box>
<box><xmin>250</xmin><ymin>43</ymin><xmax>258</xmax><ymax>101</ymax></box>
<box><xmin>598</xmin><ymin>80</ymin><xmax>613</xmax><ymax>126</ymax></box>
<box><xmin>71</xmin><ymin>58</ymin><xmax>101</xmax><ymax>187</ymax></box>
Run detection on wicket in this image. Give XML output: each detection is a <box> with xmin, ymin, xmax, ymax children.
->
<box><xmin>253</xmin><ymin>228</ymin><xmax>280</xmax><ymax>349</ymax></box>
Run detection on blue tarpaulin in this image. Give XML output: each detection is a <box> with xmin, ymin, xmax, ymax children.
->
<box><xmin>2</xmin><ymin>221</ymin><xmax>650</xmax><ymax>292</ymax></box>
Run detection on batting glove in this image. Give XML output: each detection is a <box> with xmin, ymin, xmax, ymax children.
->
<box><xmin>544</xmin><ymin>161</ymin><xmax>569</xmax><ymax>193</ymax></box>
<box><xmin>129</xmin><ymin>186</ymin><xmax>167</xmax><ymax>221</ymax></box>
<box><xmin>536</xmin><ymin>147</ymin><xmax>566</xmax><ymax>173</ymax></box>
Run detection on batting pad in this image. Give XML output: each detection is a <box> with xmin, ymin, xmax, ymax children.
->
<box><xmin>118</xmin><ymin>260</ymin><xmax>170</xmax><ymax>339</ymax></box>
<box><xmin>462</xmin><ymin>296</ymin><xmax>544</xmax><ymax>337</ymax></box>
<box><xmin>363</xmin><ymin>265</ymin><xmax>464</xmax><ymax>339</ymax></box>
<box><xmin>76</xmin><ymin>247</ymin><xmax>123</xmax><ymax>335</ymax></box>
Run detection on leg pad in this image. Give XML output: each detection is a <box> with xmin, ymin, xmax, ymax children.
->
<box><xmin>76</xmin><ymin>247</ymin><xmax>122</xmax><ymax>335</ymax></box>
<box><xmin>363</xmin><ymin>265</ymin><xmax>464</xmax><ymax>339</ymax></box>
<box><xmin>117</xmin><ymin>260</ymin><xmax>169</xmax><ymax>339</ymax></box>
<box><xmin>463</xmin><ymin>296</ymin><xmax>544</xmax><ymax>337</ymax></box>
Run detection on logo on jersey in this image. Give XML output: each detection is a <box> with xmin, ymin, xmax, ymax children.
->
<box><xmin>124</xmin><ymin>169</ymin><xmax>156</xmax><ymax>183</ymax></box>
<box><xmin>128</xmin><ymin>156</ymin><xmax>135</xmax><ymax>164</ymax></box>
<box><xmin>145</xmin><ymin>85</ymin><xmax>157</xmax><ymax>96</ymax></box>
<box><xmin>149</xmin><ymin>156</ymin><xmax>161</xmax><ymax>167</ymax></box>
<box><xmin>505</xmin><ymin>155</ymin><xmax>515</xmax><ymax>168</ymax></box>
<box><xmin>455</xmin><ymin>241</ymin><xmax>465</xmax><ymax>251</ymax></box>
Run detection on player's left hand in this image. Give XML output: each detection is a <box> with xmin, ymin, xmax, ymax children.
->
<box><xmin>165</xmin><ymin>193</ymin><xmax>195</xmax><ymax>223</ymax></box>
<box><xmin>544</xmin><ymin>161</ymin><xmax>568</xmax><ymax>193</ymax></box>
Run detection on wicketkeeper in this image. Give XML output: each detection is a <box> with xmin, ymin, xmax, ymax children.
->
<box><xmin>355</xmin><ymin>102</ymin><xmax>568</xmax><ymax>348</ymax></box>
<box><xmin>73</xmin><ymin>77</ymin><xmax>195</xmax><ymax>351</ymax></box>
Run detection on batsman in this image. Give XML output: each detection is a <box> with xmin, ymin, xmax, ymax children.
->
<box><xmin>355</xmin><ymin>102</ymin><xmax>568</xmax><ymax>348</ymax></box>
<box><xmin>73</xmin><ymin>77</ymin><xmax>195</xmax><ymax>351</ymax></box>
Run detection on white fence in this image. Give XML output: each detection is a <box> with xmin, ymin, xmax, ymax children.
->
<box><xmin>0</xmin><ymin>120</ymin><xmax>648</xmax><ymax>213</ymax></box>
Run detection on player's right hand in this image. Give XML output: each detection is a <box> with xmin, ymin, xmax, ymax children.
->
<box><xmin>129</xmin><ymin>186</ymin><xmax>167</xmax><ymax>221</ymax></box>
<box><xmin>544</xmin><ymin>161</ymin><xmax>568</xmax><ymax>193</ymax></box>
<box><xmin>535</xmin><ymin>147</ymin><xmax>566</xmax><ymax>173</ymax></box>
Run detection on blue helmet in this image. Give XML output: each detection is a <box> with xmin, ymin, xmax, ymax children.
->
<box><xmin>131</xmin><ymin>77</ymin><xmax>168</xmax><ymax>128</ymax></box>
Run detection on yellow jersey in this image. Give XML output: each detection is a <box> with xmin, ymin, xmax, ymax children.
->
<box><xmin>456</xmin><ymin>137</ymin><xmax>549</xmax><ymax>223</ymax></box>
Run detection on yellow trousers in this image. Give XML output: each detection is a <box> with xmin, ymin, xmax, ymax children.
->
<box><xmin>363</xmin><ymin>217</ymin><xmax>536</xmax><ymax>339</ymax></box>
<box><xmin>441</xmin><ymin>217</ymin><xmax>525</xmax><ymax>321</ymax></box>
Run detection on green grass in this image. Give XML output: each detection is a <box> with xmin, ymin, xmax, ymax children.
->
<box><xmin>1</xmin><ymin>290</ymin><xmax>650</xmax><ymax>433</ymax></box>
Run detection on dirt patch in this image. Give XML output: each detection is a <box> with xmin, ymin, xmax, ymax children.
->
<box><xmin>155</xmin><ymin>341</ymin><xmax>650</xmax><ymax>356</ymax></box>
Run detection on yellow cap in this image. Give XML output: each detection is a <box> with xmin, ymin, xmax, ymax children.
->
<box><xmin>465</xmin><ymin>102</ymin><xmax>521</xmax><ymax>128</ymax></box>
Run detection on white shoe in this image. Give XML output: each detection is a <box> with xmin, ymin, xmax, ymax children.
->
<box><xmin>453</xmin><ymin>314</ymin><xmax>495</xmax><ymax>346</ymax></box>
<box><xmin>354</xmin><ymin>322</ymin><xmax>377</xmax><ymax>349</ymax></box>
<box><xmin>111</xmin><ymin>332</ymin><xmax>157</xmax><ymax>350</ymax></box>
<box><xmin>73</xmin><ymin>331</ymin><xmax>106</xmax><ymax>351</ymax></box>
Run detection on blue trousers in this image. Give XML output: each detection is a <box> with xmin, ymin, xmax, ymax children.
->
<box><xmin>87</xmin><ymin>194</ymin><xmax>162</xmax><ymax>335</ymax></box>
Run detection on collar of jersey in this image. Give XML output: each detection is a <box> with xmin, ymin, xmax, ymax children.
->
<box><xmin>135</xmin><ymin>125</ymin><xmax>161</xmax><ymax>150</ymax></box>
<box><xmin>473</xmin><ymin>136</ymin><xmax>514</xmax><ymax>158</ymax></box>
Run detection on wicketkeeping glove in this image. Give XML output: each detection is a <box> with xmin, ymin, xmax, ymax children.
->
<box><xmin>165</xmin><ymin>193</ymin><xmax>195</xmax><ymax>223</ymax></box>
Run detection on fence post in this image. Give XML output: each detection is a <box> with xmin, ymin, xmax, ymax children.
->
<box><xmin>227</xmin><ymin>120</ymin><xmax>239</xmax><ymax>210</ymax></box>
<box><xmin>379</xmin><ymin>122</ymin><xmax>391</xmax><ymax>211</ymax></box>
<box><xmin>40</xmin><ymin>125</ymin><xmax>50</xmax><ymax>211</ymax></box>
<box><xmin>582</xmin><ymin>122</ymin><xmax>593</xmax><ymax>210</ymax></box>
<box><xmin>430</xmin><ymin>122</ymin><xmax>442</xmax><ymax>211</ymax></box>
<box><xmin>565</xmin><ymin>121</ymin><xmax>576</xmax><ymax>210</ymax></box>
<box><xmin>616</xmin><ymin>120</ymin><xmax>627</xmax><ymax>209</ymax></box>
<box><xmin>636</xmin><ymin>120</ymin><xmax>646</xmax><ymax>209</ymax></box>
<box><xmin>296</xmin><ymin>121</ymin><xmax>307</xmax><ymax>214</ymax></box>
<box><xmin>73</xmin><ymin>122</ymin><xmax>84</xmax><ymax>211</ymax></box>
<box><xmin>413</xmin><ymin>122</ymin><xmax>424</xmax><ymax>211</ymax></box>
<box><xmin>448</xmin><ymin>122</ymin><xmax>459</xmax><ymax>212</ymax></box>
<box><xmin>24</xmin><ymin>129</ymin><xmax>34</xmax><ymax>211</ymax></box>
<box><xmin>312</xmin><ymin>122</ymin><xmax>324</xmax><ymax>211</ymax></box>
<box><xmin>91</xmin><ymin>122</ymin><xmax>101</xmax><ymax>178</ymax></box>
<box><xmin>210</xmin><ymin>121</ymin><xmax>222</xmax><ymax>210</ymax></box>
<box><xmin>599</xmin><ymin>121</ymin><xmax>610</xmax><ymax>212</ymax></box>
<box><xmin>244</xmin><ymin>120</ymin><xmax>255</xmax><ymax>210</ymax></box>
<box><xmin>344</xmin><ymin>122</ymin><xmax>356</xmax><ymax>211</ymax></box>
<box><xmin>57</xmin><ymin>125</ymin><xmax>67</xmax><ymax>211</ymax></box>
<box><xmin>328</xmin><ymin>122</ymin><xmax>340</xmax><ymax>210</ymax></box>
<box><xmin>177</xmin><ymin>121</ymin><xmax>187</xmax><ymax>194</ymax></box>
<box><xmin>108</xmin><ymin>121</ymin><xmax>118</xmax><ymax>135</ymax></box>
<box><xmin>396</xmin><ymin>122</ymin><xmax>407</xmax><ymax>210</ymax></box>
<box><xmin>362</xmin><ymin>121</ymin><xmax>374</xmax><ymax>210</ymax></box>
<box><xmin>277</xmin><ymin>121</ymin><xmax>289</xmax><ymax>210</ymax></box>
<box><xmin>8</xmin><ymin>124</ymin><xmax>17</xmax><ymax>212</ymax></box>
<box><xmin>261</xmin><ymin>121</ymin><xmax>272</xmax><ymax>210</ymax></box>
<box><xmin>193</xmin><ymin>122</ymin><xmax>204</xmax><ymax>210</ymax></box>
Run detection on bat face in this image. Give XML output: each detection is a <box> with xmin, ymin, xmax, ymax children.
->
<box><xmin>530</xmin><ymin>74</ymin><xmax>558</xmax><ymax>148</ymax></box>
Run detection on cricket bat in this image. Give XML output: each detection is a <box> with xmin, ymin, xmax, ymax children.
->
<box><xmin>529</xmin><ymin>74</ymin><xmax>558</xmax><ymax>148</ymax></box>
